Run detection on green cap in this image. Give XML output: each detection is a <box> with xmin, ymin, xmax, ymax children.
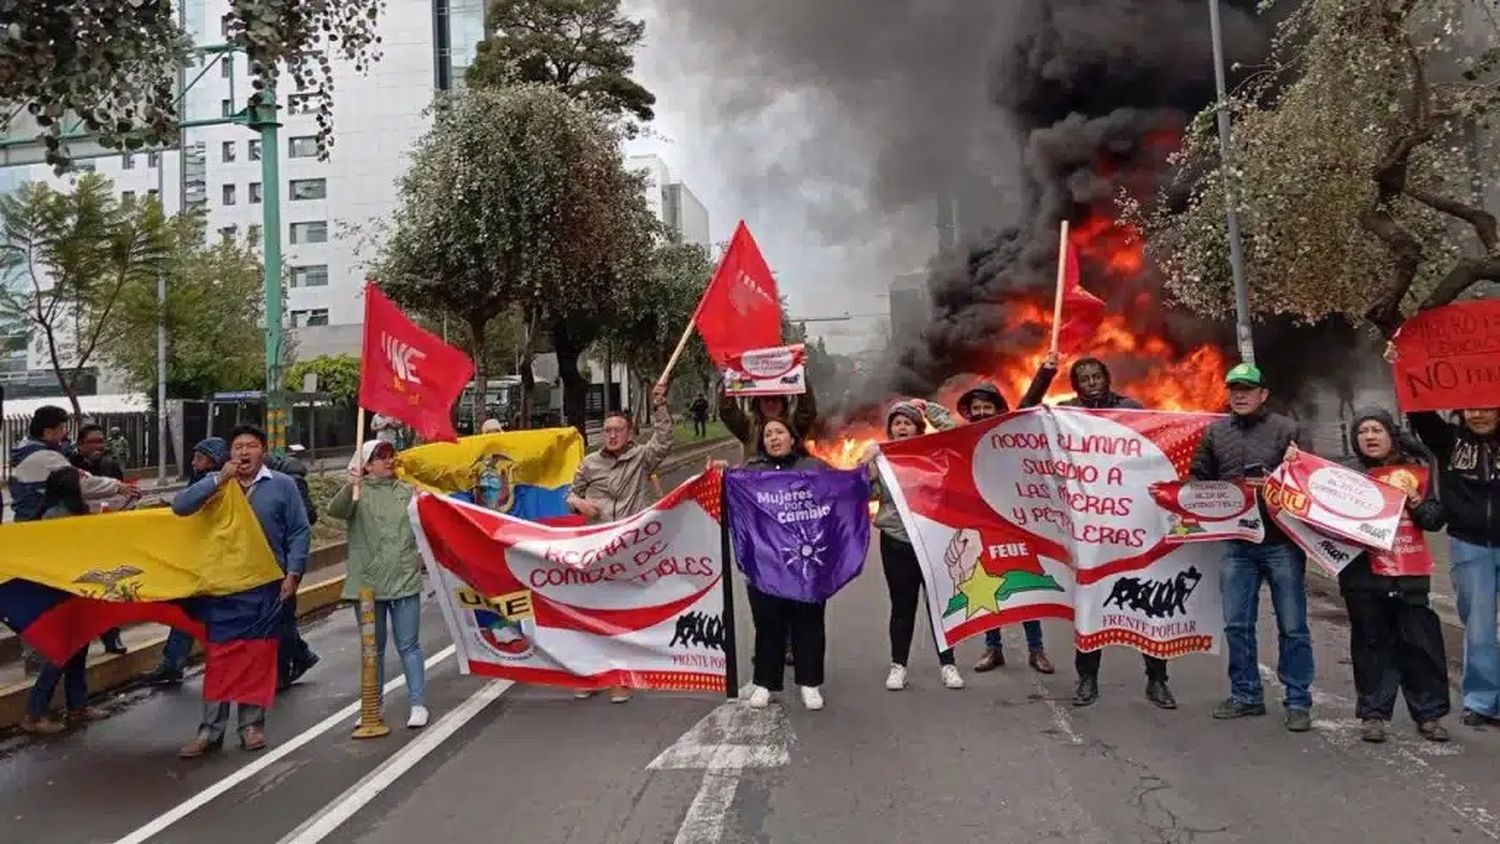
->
<box><xmin>1225</xmin><ymin>363</ymin><xmax>1264</xmax><ymax>387</ymax></box>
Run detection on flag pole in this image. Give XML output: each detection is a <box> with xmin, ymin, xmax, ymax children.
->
<box><xmin>717</xmin><ymin>469</ymin><xmax>739</xmax><ymax>700</ymax></box>
<box><xmin>657</xmin><ymin>319</ymin><xmax>696</xmax><ymax>387</ymax></box>
<box><xmin>352</xmin><ymin>405</ymin><xmax>366</xmax><ymax>502</ymax></box>
<box><xmin>1049</xmin><ymin>219</ymin><xmax>1071</xmax><ymax>357</ymax></box>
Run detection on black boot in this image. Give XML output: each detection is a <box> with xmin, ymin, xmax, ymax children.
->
<box><xmin>1145</xmin><ymin>678</ymin><xmax>1177</xmax><ymax>710</ymax></box>
<box><xmin>1072</xmin><ymin>675</ymin><xmax>1099</xmax><ymax>707</ymax></box>
<box><xmin>102</xmin><ymin>628</ymin><xmax>127</xmax><ymax>655</ymax></box>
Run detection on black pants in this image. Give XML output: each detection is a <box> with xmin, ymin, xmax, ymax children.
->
<box><xmin>881</xmin><ymin>534</ymin><xmax>955</xmax><ymax>667</ymax></box>
<box><xmin>277</xmin><ymin>594</ymin><xmax>315</xmax><ymax>687</ymax></box>
<box><xmin>1343</xmin><ymin>590</ymin><xmax>1450</xmax><ymax>722</ymax></box>
<box><xmin>1076</xmin><ymin>648</ymin><xmax>1168</xmax><ymax>682</ymax></box>
<box><xmin>749</xmin><ymin>587</ymin><xmax>826</xmax><ymax>690</ymax></box>
<box><xmin>693</xmin><ymin>417</ymin><xmax>707</xmax><ymax>437</ymax></box>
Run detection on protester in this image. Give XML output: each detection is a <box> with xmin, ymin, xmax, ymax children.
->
<box><xmin>960</xmin><ymin>353</ymin><xmax>1058</xmax><ymax>676</ymax></box>
<box><xmin>1409</xmin><ymin>406</ymin><xmax>1500</xmax><ymax>728</ymax></box>
<box><xmin>67</xmin><ymin>423</ymin><xmax>132</xmax><ymax>655</ymax></box>
<box><xmin>174</xmin><ymin>425</ymin><xmax>314</xmax><ymax>756</ymax></box>
<box><xmin>10</xmin><ymin>406</ymin><xmax>132</xmax><ymax>522</ymax></box>
<box><xmin>566</xmin><ymin>382</ymin><xmax>672</xmax><ymax>703</ymax></box>
<box><xmin>328</xmin><ymin>440</ymin><xmax>430</xmax><ymax>729</ymax></box>
<box><xmin>737</xmin><ymin>419</ymin><xmax>833</xmax><ymax>711</ymax></box>
<box><xmin>19</xmin><ymin>468</ymin><xmax>111</xmax><ymax>734</ymax></box>
<box><xmin>690</xmin><ymin>393</ymin><xmax>710</xmax><ymax>438</ymax></box>
<box><xmin>107</xmin><ymin>426</ymin><xmax>131</xmax><ymax>468</ymax></box>
<box><xmin>721</xmin><ymin>388</ymin><xmax>818</xmax><ymax>462</ymax></box>
<box><xmin>480</xmin><ymin>418</ymin><xmax>505</xmax><ymax>434</ymax></box>
<box><xmin>1189</xmin><ymin>363</ymin><xmax>1314</xmax><ymax>732</ymax></box>
<box><xmin>143</xmin><ymin>438</ymin><xmax>229</xmax><ymax>686</ymax></box>
<box><xmin>863</xmin><ymin>398</ymin><xmax>966</xmax><ymax>692</ymax></box>
<box><xmin>1043</xmin><ymin>358</ymin><xmax>1176</xmax><ymax>709</ymax></box>
<box><xmin>1340</xmin><ymin>408</ymin><xmax>1451</xmax><ymax>743</ymax></box>
<box><xmin>267</xmin><ymin>446</ymin><xmax>318</xmax><ymax>528</ymax></box>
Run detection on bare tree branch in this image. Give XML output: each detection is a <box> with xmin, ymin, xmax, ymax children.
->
<box><xmin>1420</xmin><ymin>255</ymin><xmax>1500</xmax><ymax>310</ymax></box>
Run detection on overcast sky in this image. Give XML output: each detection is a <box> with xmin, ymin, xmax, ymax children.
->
<box><xmin>622</xmin><ymin>2</ymin><xmax>936</xmax><ymax>355</ymax></box>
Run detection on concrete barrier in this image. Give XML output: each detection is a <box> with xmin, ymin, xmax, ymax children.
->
<box><xmin>0</xmin><ymin>569</ymin><xmax>352</xmax><ymax>731</ymax></box>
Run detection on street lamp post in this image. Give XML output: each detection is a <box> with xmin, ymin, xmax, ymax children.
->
<box><xmin>246</xmin><ymin>86</ymin><xmax>287</xmax><ymax>451</ymax></box>
<box><xmin>1208</xmin><ymin>0</ymin><xmax>1256</xmax><ymax>366</ymax></box>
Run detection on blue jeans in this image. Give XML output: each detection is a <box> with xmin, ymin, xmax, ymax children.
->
<box><xmin>1221</xmin><ymin>541</ymin><xmax>1314</xmax><ymax>710</ymax></box>
<box><xmin>984</xmin><ymin>621</ymin><xmax>1044</xmax><ymax>652</ymax></box>
<box><xmin>28</xmin><ymin>650</ymin><xmax>88</xmax><ymax>718</ymax></box>
<box><xmin>160</xmin><ymin>629</ymin><xmax>195</xmax><ymax>671</ymax></box>
<box><xmin>1451</xmin><ymin>538</ymin><xmax>1500</xmax><ymax>716</ymax></box>
<box><xmin>370</xmin><ymin>594</ymin><xmax>426</xmax><ymax>707</ymax></box>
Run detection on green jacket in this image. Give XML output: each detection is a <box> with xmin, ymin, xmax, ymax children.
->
<box><xmin>327</xmin><ymin>477</ymin><xmax>424</xmax><ymax>601</ymax></box>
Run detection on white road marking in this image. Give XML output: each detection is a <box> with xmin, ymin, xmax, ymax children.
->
<box><xmin>649</xmin><ymin>700</ymin><xmax>792</xmax><ymax>844</ymax></box>
<box><xmin>114</xmin><ymin>644</ymin><xmax>457</xmax><ymax>844</ymax></box>
<box><xmin>278</xmin><ymin>679</ymin><xmax>512</xmax><ymax>844</ymax></box>
<box><xmin>1257</xmin><ymin>663</ymin><xmax>1500</xmax><ymax>840</ymax></box>
<box><xmin>1031</xmin><ymin>675</ymin><xmax>1083</xmax><ymax>746</ymax></box>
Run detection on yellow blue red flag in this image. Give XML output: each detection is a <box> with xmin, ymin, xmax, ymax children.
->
<box><xmin>397</xmin><ymin>428</ymin><xmax>583</xmax><ymax>520</ymax></box>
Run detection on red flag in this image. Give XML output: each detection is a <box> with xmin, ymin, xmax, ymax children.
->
<box><xmin>1056</xmin><ymin>240</ymin><xmax>1105</xmax><ymax>353</ymax></box>
<box><xmin>359</xmin><ymin>283</ymin><xmax>475</xmax><ymax>442</ymax></box>
<box><xmin>693</xmin><ymin>221</ymin><xmax>783</xmax><ymax>367</ymax></box>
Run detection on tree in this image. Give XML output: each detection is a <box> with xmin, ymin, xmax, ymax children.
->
<box><xmin>1131</xmin><ymin>0</ymin><xmax>1500</xmax><ymax>336</ymax></box>
<box><xmin>105</xmin><ymin>225</ymin><xmax>266</xmax><ymax>400</ymax></box>
<box><xmin>378</xmin><ymin>84</ymin><xmax>644</xmax><ymax>427</ymax></box>
<box><xmin>283</xmin><ymin>354</ymin><xmax>360</xmax><ymax>403</ymax></box>
<box><xmin>598</xmin><ymin>238</ymin><xmax>716</xmax><ymax>419</ymax></box>
<box><xmin>466</xmin><ymin>0</ymin><xmax>656</xmax><ymax>125</ymax></box>
<box><xmin>2</xmin><ymin>0</ymin><xmax>385</xmax><ymax>171</ymax></box>
<box><xmin>0</xmin><ymin>174</ymin><xmax>170</xmax><ymax>416</ymax></box>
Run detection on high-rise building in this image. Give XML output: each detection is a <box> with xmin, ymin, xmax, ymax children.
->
<box><xmin>889</xmin><ymin>270</ymin><xmax>930</xmax><ymax>345</ymax></box>
<box><xmin>627</xmin><ymin>154</ymin><xmax>711</xmax><ymax>247</ymax></box>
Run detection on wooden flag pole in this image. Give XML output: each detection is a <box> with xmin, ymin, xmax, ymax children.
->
<box><xmin>658</xmin><ymin>318</ymin><xmax>697</xmax><ymax>387</ymax></box>
<box><xmin>352</xmin><ymin>405</ymin><xmax>366</xmax><ymax>502</ymax></box>
<box><xmin>1049</xmin><ymin>219</ymin><xmax>1071</xmax><ymax>356</ymax></box>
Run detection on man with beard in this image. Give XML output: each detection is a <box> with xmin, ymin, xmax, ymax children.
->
<box><xmin>962</xmin><ymin>352</ymin><xmax>1057</xmax><ymax>676</ymax></box>
<box><xmin>1055</xmin><ymin>358</ymin><xmax>1175</xmax><ymax>710</ymax></box>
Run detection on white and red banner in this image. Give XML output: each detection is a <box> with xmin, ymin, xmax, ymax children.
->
<box><xmin>877</xmin><ymin>406</ymin><xmax>1223</xmax><ymax>660</ymax></box>
<box><xmin>1150</xmin><ymin>480</ymin><xmax>1264</xmax><ymax>544</ymax></box>
<box><xmin>413</xmin><ymin>473</ymin><xmax>729</xmax><ymax>693</ymax></box>
<box><xmin>1265</xmin><ymin>452</ymin><xmax>1405</xmax><ymax>551</ymax></box>
<box><xmin>723</xmin><ymin>343</ymin><xmax>807</xmax><ymax>396</ymax></box>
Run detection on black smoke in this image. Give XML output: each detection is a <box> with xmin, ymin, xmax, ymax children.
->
<box><xmin>663</xmin><ymin>0</ymin><xmax>1369</xmax><ymax>420</ymax></box>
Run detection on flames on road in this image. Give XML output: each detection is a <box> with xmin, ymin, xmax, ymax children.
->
<box><xmin>808</xmin><ymin>211</ymin><xmax>1229</xmax><ymax>471</ymax></box>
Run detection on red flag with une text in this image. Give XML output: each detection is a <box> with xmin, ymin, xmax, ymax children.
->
<box><xmin>1057</xmin><ymin>241</ymin><xmax>1105</xmax><ymax>353</ymax></box>
<box><xmin>359</xmin><ymin>282</ymin><xmax>475</xmax><ymax>442</ymax></box>
<box><xmin>694</xmin><ymin>221</ymin><xmax>783</xmax><ymax>367</ymax></box>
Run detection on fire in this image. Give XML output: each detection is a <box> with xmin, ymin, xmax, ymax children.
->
<box><xmin>808</xmin><ymin>211</ymin><xmax>1230</xmax><ymax>471</ymax></box>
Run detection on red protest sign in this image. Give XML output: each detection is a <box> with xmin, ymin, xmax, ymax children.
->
<box><xmin>1391</xmin><ymin>299</ymin><xmax>1500</xmax><ymax>412</ymax></box>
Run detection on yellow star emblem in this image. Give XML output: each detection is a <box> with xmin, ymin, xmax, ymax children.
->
<box><xmin>956</xmin><ymin>565</ymin><xmax>1004</xmax><ymax>619</ymax></box>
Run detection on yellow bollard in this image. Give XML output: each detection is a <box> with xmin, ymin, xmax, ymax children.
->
<box><xmin>351</xmin><ymin>586</ymin><xmax>391</xmax><ymax>739</ymax></box>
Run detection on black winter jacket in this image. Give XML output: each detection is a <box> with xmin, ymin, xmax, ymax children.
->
<box><xmin>1409</xmin><ymin>412</ymin><xmax>1500</xmax><ymax>548</ymax></box>
<box><xmin>1336</xmin><ymin>451</ymin><xmax>1446</xmax><ymax>595</ymax></box>
<box><xmin>1189</xmin><ymin>409</ymin><xmax>1307</xmax><ymax>544</ymax></box>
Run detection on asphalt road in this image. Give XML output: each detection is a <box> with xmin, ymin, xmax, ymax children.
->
<box><xmin>8</xmin><ymin>439</ymin><xmax>1500</xmax><ymax>843</ymax></box>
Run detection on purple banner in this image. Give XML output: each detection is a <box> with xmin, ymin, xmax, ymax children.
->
<box><xmin>725</xmin><ymin>467</ymin><xmax>871</xmax><ymax>603</ymax></box>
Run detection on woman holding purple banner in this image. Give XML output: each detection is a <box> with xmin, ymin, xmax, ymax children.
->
<box><xmin>861</xmin><ymin>399</ymin><xmax>964</xmax><ymax>693</ymax></box>
<box><xmin>716</xmin><ymin>419</ymin><xmax>834</xmax><ymax>711</ymax></box>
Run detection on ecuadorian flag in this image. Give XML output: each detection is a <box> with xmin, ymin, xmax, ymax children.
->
<box><xmin>397</xmin><ymin>427</ymin><xmax>584</xmax><ymax>520</ymax></box>
<box><xmin>0</xmin><ymin>484</ymin><xmax>285</xmax><ymax>707</ymax></box>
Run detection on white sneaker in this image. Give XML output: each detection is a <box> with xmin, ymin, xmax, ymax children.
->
<box><xmin>746</xmin><ymin>686</ymin><xmax>772</xmax><ymax>709</ymax></box>
<box><xmin>800</xmin><ymin>686</ymin><xmax>824</xmax><ymax>711</ymax></box>
<box><xmin>574</xmin><ymin>690</ymin><xmax>595</xmax><ymax>700</ymax></box>
<box><xmin>941</xmin><ymin>664</ymin><xmax>965</xmax><ymax>690</ymax></box>
<box><xmin>407</xmin><ymin>705</ymin><xmax>430</xmax><ymax>729</ymax></box>
<box><xmin>885</xmin><ymin>663</ymin><xmax>908</xmax><ymax>691</ymax></box>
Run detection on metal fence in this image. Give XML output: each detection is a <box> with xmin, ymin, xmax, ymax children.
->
<box><xmin>0</xmin><ymin>411</ymin><xmax>162</xmax><ymax>480</ymax></box>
